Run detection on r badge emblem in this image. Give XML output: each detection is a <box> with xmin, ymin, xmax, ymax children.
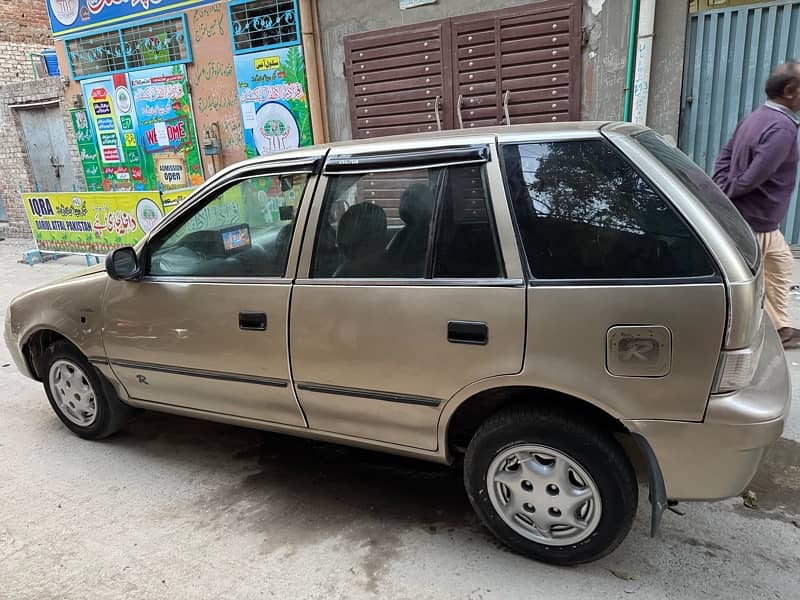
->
<box><xmin>606</xmin><ymin>326</ymin><xmax>672</xmax><ymax>377</ymax></box>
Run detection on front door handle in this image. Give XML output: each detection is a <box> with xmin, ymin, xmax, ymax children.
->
<box><xmin>239</xmin><ymin>311</ymin><xmax>267</xmax><ymax>331</ymax></box>
<box><xmin>448</xmin><ymin>320</ymin><xmax>488</xmax><ymax>345</ymax></box>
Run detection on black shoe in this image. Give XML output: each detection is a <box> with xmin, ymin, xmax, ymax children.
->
<box><xmin>778</xmin><ymin>327</ymin><xmax>800</xmax><ymax>349</ymax></box>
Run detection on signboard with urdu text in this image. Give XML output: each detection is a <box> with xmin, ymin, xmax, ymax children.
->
<box><xmin>234</xmin><ymin>46</ymin><xmax>313</xmax><ymax>158</ymax></box>
<box><xmin>47</xmin><ymin>0</ymin><xmax>218</xmax><ymax>37</ymax></box>
<box><xmin>22</xmin><ymin>190</ymin><xmax>189</xmax><ymax>255</ymax></box>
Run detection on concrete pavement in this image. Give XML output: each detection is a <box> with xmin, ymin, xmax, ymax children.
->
<box><xmin>0</xmin><ymin>240</ymin><xmax>798</xmax><ymax>600</ymax></box>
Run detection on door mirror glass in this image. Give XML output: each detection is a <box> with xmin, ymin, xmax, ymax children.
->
<box><xmin>106</xmin><ymin>247</ymin><xmax>140</xmax><ymax>280</ymax></box>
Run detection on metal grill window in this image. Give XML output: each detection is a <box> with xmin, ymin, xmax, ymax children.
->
<box><xmin>65</xmin><ymin>16</ymin><xmax>191</xmax><ymax>80</ymax></box>
<box><xmin>66</xmin><ymin>31</ymin><xmax>126</xmax><ymax>78</ymax></box>
<box><xmin>123</xmin><ymin>19</ymin><xmax>189</xmax><ymax>70</ymax></box>
<box><xmin>229</xmin><ymin>0</ymin><xmax>300</xmax><ymax>54</ymax></box>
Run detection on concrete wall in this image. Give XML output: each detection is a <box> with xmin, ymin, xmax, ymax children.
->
<box><xmin>649</xmin><ymin>0</ymin><xmax>688</xmax><ymax>140</ymax></box>
<box><xmin>317</xmin><ymin>0</ymin><xmax>687</xmax><ymax>141</ymax></box>
<box><xmin>186</xmin><ymin>3</ymin><xmax>247</xmax><ymax>169</ymax></box>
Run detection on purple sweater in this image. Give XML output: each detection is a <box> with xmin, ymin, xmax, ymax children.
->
<box><xmin>713</xmin><ymin>104</ymin><xmax>799</xmax><ymax>232</ymax></box>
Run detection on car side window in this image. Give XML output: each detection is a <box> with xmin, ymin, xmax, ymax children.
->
<box><xmin>147</xmin><ymin>173</ymin><xmax>309</xmax><ymax>277</ymax></box>
<box><xmin>501</xmin><ymin>140</ymin><xmax>716</xmax><ymax>279</ymax></box>
<box><xmin>310</xmin><ymin>163</ymin><xmax>502</xmax><ymax>279</ymax></box>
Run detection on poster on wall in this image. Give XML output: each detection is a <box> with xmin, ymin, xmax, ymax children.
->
<box><xmin>22</xmin><ymin>191</ymin><xmax>183</xmax><ymax>255</ymax></box>
<box><xmin>69</xmin><ymin>108</ymin><xmax>104</xmax><ymax>191</ymax></box>
<box><xmin>234</xmin><ymin>46</ymin><xmax>313</xmax><ymax>158</ymax></box>
<box><xmin>130</xmin><ymin>65</ymin><xmax>204</xmax><ymax>190</ymax></box>
<box><xmin>81</xmin><ymin>74</ymin><xmax>145</xmax><ymax>191</ymax></box>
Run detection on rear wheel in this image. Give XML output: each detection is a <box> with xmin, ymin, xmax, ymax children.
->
<box><xmin>43</xmin><ymin>341</ymin><xmax>132</xmax><ymax>440</ymax></box>
<box><xmin>464</xmin><ymin>406</ymin><xmax>638</xmax><ymax>565</ymax></box>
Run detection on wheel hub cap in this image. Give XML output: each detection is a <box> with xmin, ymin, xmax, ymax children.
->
<box><xmin>486</xmin><ymin>444</ymin><xmax>602</xmax><ymax>546</ymax></box>
<box><xmin>48</xmin><ymin>360</ymin><xmax>97</xmax><ymax>427</ymax></box>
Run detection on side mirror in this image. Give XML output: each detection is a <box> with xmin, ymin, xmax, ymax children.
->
<box><xmin>106</xmin><ymin>247</ymin><xmax>140</xmax><ymax>281</ymax></box>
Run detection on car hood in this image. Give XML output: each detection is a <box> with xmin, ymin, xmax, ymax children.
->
<box><xmin>10</xmin><ymin>263</ymin><xmax>107</xmax><ymax>306</ymax></box>
<box><xmin>59</xmin><ymin>263</ymin><xmax>107</xmax><ymax>281</ymax></box>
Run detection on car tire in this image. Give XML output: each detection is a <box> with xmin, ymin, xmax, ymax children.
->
<box><xmin>42</xmin><ymin>341</ymin><xmax>133</xmax><ymax>440</ymax></box>
<box><xmin>464</xmin><ymin>406</ymin><xmax>638</xmax><ymax>565</ymax></box>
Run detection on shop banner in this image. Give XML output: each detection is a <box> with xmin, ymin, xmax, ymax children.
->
<box><xmin>22</xmin><ymin>191</ymin><xmax>184</xmax><ymax>255</ymax></box>
<box><xmin>70</xmin><ymin>108</ymin><xmax>104</xmax><ymax>191</ymax></box>
<box><xmin>82</xmin><ymin>74</ymin><xmax>145</xmax><ymax>191</ymax></box>
<box><xmin>130</xmin><ymin>65</ymin><xmax>204</xmax><ymax>190</ymax></box>
<box><xmin>47</xmin><ymin>0</ymin><xmax>218</xmax><ymax>37</ymax></box>
<box><xmin>234</xmin><ymin>46</ymin><xmax>313</xmax><ymax>159</ymax></box>
<box><xmin>160</xmin><ymin>187</ymin><xmax>196</xmax><ymax>213</ymax></box>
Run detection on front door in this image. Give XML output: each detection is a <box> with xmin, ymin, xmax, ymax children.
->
<box><xmin>102</xmin><ymin>162</ymin><xmax>317</xmax><ymax>427</ymax></box>
<box><xmin>290</xmin><ymin>142</ymin><xmax>526</xmax><ymax>450</ymax></box>
<box><xmin>18</xmin><ymin>104</ymin><xmax>77</xmax><ymax>192</ymax></box>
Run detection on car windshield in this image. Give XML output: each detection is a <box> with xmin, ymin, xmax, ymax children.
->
<box><xmin>633</xmin><ymin>130</ymin><xmax>759</xmax><ymax>273</ymax></box>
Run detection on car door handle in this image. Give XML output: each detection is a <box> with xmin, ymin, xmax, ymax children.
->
<box><xmin>447</xmin><ymin>320</ymin><xmax>488</xmax><ymax>345</ymax></box>
<box><xmin>239</xmin><ymin>311</ymin><xmax>267</xmax><ymax>331</ymax></box>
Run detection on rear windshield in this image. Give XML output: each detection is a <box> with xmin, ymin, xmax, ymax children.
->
<box><xmin>634</xmin><ymin>130</ymin><xmax>759</xmax><ymax>272</ymax></box>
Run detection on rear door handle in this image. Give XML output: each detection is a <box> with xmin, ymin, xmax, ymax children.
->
<box><xmin>448</xmin><ymin>320</ymin><xmax>488</xmax><ymax>345</ymax></box>
<box><xmin>239</xmin><ymin>311</ymin><xmax>267</xmax><ymax>331</ymax></box>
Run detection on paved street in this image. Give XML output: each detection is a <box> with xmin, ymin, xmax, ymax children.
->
<box><xmin>0</xmin><ymin>240</ymin><xmax>798</xmax><ymax>600</ymax></box>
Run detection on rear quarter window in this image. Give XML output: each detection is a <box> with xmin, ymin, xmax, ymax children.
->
<box><xmin>634</xmin><ymin>130</ymin><xmax>759</xmax><ymax>273</ymax></box>
<box><xmin>501</xmin><ymin>139</ymin><xmax>717</xmax><ymax>280</ymax></box>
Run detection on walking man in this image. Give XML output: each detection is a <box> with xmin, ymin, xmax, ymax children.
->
<box><xmin>714</xmin><ymin>61</ymin><xmax>800</xmax><ymax>348</ymax></box>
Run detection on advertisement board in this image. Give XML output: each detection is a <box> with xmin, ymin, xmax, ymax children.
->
<box><xmin>22</xmin><ymin>191</ymin><xmax>185</xmax><ymax>255</ymax></box>
<box><xmin>130</xmin><ymin>65</ymin><xmax>204</xmax><ymax>190</ymax></box>
<box><xmin>70</xmin><ymin>108</ymin><xmax>104</xmax><ymax>191</ymax></box>
<box><xmin>81</xmin><ymin>66</ymin><xmax>204</xmax><ymax>192</ymax></box>
<box><xmin>234</xmin><ymin>46</ymin><xmax>313</xmax><ymax>158</ymax></box>
<box><xmin>81</xmin><ymin>74</ymin><xmax>144</xmax><ymax>191</ymax></box>
<box><xmin>47</xmin><ymin>0</ymin><xmax>218</xmax><ymax>37</ymax></box>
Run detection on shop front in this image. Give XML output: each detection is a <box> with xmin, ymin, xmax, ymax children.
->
<box><xmin>28</xmin><ymin>0</ymin><xmax>326</xmax><ymax>254</ymax></box>
<box><xmin>49</xmin><ymin>0</ymin><xmax>325</xmax><ymax>193</ymax></box>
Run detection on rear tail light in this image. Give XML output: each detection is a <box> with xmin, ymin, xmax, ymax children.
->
<box><xmin>713</xmin><ymin>342</ymin><xmax>762</xmax><ymax>394</ymax></box>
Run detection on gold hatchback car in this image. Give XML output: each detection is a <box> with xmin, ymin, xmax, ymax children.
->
<box><xmin>4</xmin><ymin>123</ymin><xmax>790</xmax><ymax>564</ymax></box>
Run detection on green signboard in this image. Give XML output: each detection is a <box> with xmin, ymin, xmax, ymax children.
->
<box><xmin>70</xmin><ymin>108</ymin><xmax>104</xmax><ymax>191</ymax></box>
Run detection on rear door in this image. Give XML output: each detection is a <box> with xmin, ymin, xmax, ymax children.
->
<box><xmin>289</xmin><ymin>139</ymin><xmax>526</xmax><ymax>450</ymax></box>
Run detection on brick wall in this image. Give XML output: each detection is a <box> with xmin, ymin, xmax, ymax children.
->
<box><xmin>0</xmin><ymin>0</ymin><xmax>54</xmax><ymax>87</ymax></box>
<box><xmin>0</xmin><ymin>78</ymin><xmax>84</xmax><ymax>240</ymax></box>
<box><xmin>0</xmin><ymin>0</ymin><xmax>52</xmax><ymax>44</ymax></box>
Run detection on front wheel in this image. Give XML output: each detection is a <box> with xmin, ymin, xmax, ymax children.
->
<box><xmin>43</xmin><ymin>341</ymin><xmax>133</xmax><ymax>440</ymax></box>
<box><xmin>464</xmin><ymin>406</ymin><xmax>638</xmax><ymax>565</ymax></box>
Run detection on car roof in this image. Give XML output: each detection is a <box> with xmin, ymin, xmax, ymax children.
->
<box><xmin>226</xmin><ymin>121</ymin><xmax>613</xmax><ymax>167</ymax></box>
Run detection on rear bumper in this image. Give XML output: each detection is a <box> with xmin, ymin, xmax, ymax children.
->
<box><xmin>625</xmin><ymin>324</ymin><xmax>790</xmax><ymax>501</ymax></box>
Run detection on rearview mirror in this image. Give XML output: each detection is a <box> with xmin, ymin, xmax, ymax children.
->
<box><xmin>106</xmin><ymin>247</ymin><xmax>140</xmax><ymax>281</ymax></box>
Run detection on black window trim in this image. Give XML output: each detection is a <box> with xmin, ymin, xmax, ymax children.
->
<box><xmin>497</xmin><ymin>138</ymin><xmax>724</xmax><ymax>287</ymax></box>
<box><xmin>309</xmin><ymin>158</ymin><xmax>506</xmax><ymax>282</ymax></box>
<box><xmin>142</xmin><ymin>167</ymin><xmax>316</xmax><ymax>280</ymax></box>
<box><xmin>323</xmin><ymin>145</ymin><xmax>490</xmax><ymax>175</ymax></box>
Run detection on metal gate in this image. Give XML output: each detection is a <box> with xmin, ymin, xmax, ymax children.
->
<box><xmin>680</xmin><ymin>1</ymin><xmax>800</xmax><ymax>242</ymax></box>
<box><xmin>18</xmin><ymin>103</ymin><xmax>77</xmax><ymax>193</ymax></box>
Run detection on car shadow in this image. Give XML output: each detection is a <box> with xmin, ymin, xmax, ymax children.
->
<box><xmin>115</xmin><ymin>410</ymin><xmax>481</xmax><ymax>543</ymax></box>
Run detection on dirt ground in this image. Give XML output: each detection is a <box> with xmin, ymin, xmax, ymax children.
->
<box><xmin>1</xmin><ymin>240</ymin><xmax>798</xmax><ymax>600</ymax></box>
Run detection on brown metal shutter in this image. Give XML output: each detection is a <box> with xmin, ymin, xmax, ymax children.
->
<box><xmin>344</xmin><ymin>20</ymin><xmax>453</xmax><ymax>139</ymax></box>
<box><xmin>451</xmin><ymin>16</ymin><xmax>499</xmax><ymax>129</ymax></box>
<box><xmin>452</xmin><ymin>0</ymin><xmax>581</xmax><ymax>128</ymax></box>
<box><xmin>343</xmin><ymin>1</ymin><xmax>581</xmax><ymax>138</ymax></box>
